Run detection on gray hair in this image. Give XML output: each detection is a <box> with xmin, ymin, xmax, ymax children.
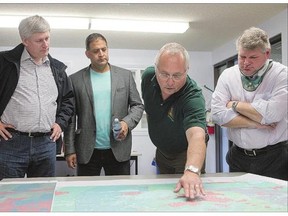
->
<box><xmin>155</xmin><ymin>42</ymin><xmax>190</xmax><ymax>71</ymax></box>
<box><xmin>18</xmin><ymin>15</ymin><xmax>50</xmax><ymax>40</ymax></box>
<box><xmin>236</xmin><ymin>27</ymin><xmax>271</xmax><ymax>53</ymax></box>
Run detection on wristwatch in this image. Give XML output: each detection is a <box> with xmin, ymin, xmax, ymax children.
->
<box><xmin>184</xmin><ymin>165</ymin><xmax>201</xmax><ymax>176</ymax></box>
<box><xmin>232</xmin><ymin>101</ymin><xmax>239</xmax><ymax>113</ymax></box>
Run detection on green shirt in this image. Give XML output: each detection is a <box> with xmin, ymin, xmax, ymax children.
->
<box><xmin>141</xmin><ymin>66</ymin><xmax>206</xmax><ymax>154</ymax></box>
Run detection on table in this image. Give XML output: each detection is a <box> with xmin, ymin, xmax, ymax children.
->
<box><xmin>1</xmin><ymin>173</ymin><xmax>287</xmax><ymax>212</ymax></box>
<box><xmin>130</xmin><ymin>151</ymin><xmax>142</xmax><ymax>175</ymax></box>
<box><xmin>56</xmin><ymin>151</ymin><xmax>142</xmax><ymax>175</ymax></box>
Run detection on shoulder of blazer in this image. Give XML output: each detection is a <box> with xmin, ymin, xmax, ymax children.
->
<box><xmin>110</xmin><ymin>64</ymin><xmax>131</xmax><ymax>74</ymax></box>
<box><xmin>70</xmin><ymin>66</ymin><xmax>89</xmax><ymax>80</ymax></box>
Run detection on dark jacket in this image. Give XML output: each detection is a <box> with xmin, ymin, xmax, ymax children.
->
<box><xmin>0</xmin><ymin>44</ymin><xmax>75</xmax><ymax>152</ymax></box>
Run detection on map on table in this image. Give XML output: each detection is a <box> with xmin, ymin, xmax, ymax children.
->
<box><xmin>0</xmin><ymin>174</ymin><xmax>287</xmax><ymax>212</ymax></box>
<box><xmin>51</xmin><ymin>177</ymin><xmax>287</xmax><ymax>212</ymax></box>
<box><xmin>0</xmin><ymin>181</ymin><xmax>56</xmax><ymax>211</ymax></box>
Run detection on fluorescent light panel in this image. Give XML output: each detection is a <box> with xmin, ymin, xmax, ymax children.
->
<box><xmin>46</xmin><ymin>17</ymin><xmax>89</xmax><ymax>29</ymax></box>
<box><xmin>0</xmin><ymin>16</ymin><xmax>25</xmax><ymax>28</ymax></box>
<box><xmin>90</xmin><ymin>19</ymin><xmax>189</xmax><ymax>33</ymax></box>
<box><xmin>0</xmin><ymin>16</ymin><xmax>89</xmax><ymax>30</ymax></box>
<box><xmin>0</xmin><ymin>15</ymin><xmax>189</xmax><ymax>33</ymax></box>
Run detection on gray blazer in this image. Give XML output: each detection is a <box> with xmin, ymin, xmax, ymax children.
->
<box><xmin>64</xmin><ymin>64</ymin><xmax>144</xmax><ymax>164</ymax></box>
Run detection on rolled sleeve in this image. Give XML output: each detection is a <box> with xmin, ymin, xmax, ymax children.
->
<box><xmin>251</xmin><ymin>70</ymin><xmax>288</xmax><ymax>125</ymax></box>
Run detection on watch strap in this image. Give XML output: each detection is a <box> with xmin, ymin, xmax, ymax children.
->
<box><xmin>232</xmin><ymin>101</ymin><xmax>239</xmax><ymax>113</ymax></box>
<box><xmin>184</xmin><ymin>165</ymin><xmax>201</xmax><ymax>176</ymax></box>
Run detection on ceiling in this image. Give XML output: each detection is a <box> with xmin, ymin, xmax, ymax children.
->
<box><xmin>0</xmin><ymin>3</ymin><xmax>287</xmax><ymax>51</ymax></box>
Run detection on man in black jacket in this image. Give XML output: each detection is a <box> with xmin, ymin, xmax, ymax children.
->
<box><xmin>0</xmin><ymin>15</ymin><xmax>74</xmax><ymax>180</ymax></box>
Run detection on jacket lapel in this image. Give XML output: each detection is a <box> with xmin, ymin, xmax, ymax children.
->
<box><xmin>83</xmin><ymin>66</ymin><xmax>94</xmax><ymax>108</ymax></box>
<box><xmin>110</xmin><ymin>65</ymin><xmax>118</xmax><ymax>105</ymax></box>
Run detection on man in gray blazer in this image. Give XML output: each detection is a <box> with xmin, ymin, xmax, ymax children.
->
<box><xmin>64</xmin><ymin>33</ymin><xmax>144</xmax><ymax>176</ymax></box>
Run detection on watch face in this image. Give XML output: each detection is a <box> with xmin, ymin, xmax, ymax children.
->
<box><xmin>185</xmin><ymin>165</ymin><xmax>200</xmax><ymax>174</ymax></box>
<box><xmin>191</xmin><ymin>166</ymin><xmax>198</xmax><ymax>172</ymax></box>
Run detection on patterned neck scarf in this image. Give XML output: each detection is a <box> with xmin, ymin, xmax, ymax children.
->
<box><xmin>240</xmin><ymin>59</ymin><xmax>273</xmax><ymax>92</ymax></box>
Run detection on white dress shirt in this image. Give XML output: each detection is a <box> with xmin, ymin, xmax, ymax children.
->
<box><xmin>211</xmin><ymin>61</ymin><xmax>287</xmax><ymax>149</ymax></box>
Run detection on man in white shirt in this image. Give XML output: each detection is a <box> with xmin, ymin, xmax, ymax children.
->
<box><xmin>211</xmin><ymin>27</ymin><xmax>287</xmax><ymax>180</ymax></box>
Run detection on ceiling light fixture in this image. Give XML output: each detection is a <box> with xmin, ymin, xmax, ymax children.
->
<box><xmin>90</xmin><ymin>18</ymin><xmax>189</xmax><ymax>33</ymax></box>
<box><xmin>0</xmin><ymin>15</ymin><xmax>189</xmax><ymax>33</ymax></box>
<box><xmin>46</xmin><ymin>17</ymin><xmax>89</xmax><ymax>30</ymax></box>
<box><xmin>0</xmin><ymin>15</ymin><xmax>26</xmax><ymax>28</ymax></box>
<box><xmin>0</xmin><ymin>15</ymin><xmax>89</xmax><ymax>30</ymax></box>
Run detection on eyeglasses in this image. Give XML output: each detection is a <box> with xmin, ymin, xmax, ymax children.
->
<box><xmin>157</xmin><ymin>71</ymin><xmax>186</xmax><ymax>81</ymax></box>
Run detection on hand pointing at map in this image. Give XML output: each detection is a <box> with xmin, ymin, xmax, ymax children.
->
<box><xmin>174</xmin><ymin>171</ymin><xmax>206</xmax><ymax>200</ymax></box>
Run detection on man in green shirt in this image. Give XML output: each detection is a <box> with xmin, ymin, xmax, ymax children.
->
<box><xmin>141</xmin><ymin>42</ymin><xmax>207</xmax><ymax>200</ymax></box>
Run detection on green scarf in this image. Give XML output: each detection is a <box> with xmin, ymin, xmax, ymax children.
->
<box><xmin>240</xmin><ymin>60</ymin><xmax>273</xmax><ymax>92</ymax></box>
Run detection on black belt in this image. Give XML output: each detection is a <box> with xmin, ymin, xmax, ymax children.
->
<box><xmin>234</xmin><ymin>141</ymin><xmax>287</xmax><ymax>157</ymax></box>
<box><xmin>7</xmin><ymin>128</ymin><xmax>51</xmax><ymax>137</ymax></box>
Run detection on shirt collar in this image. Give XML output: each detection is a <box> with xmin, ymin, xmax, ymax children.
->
<box><xmin>240</xmin><ymin>60</ymin><xmax>273</xmax><ymax>92</ymax></box>
<box><xmin>21</xmin><ymin>48</ymin><xmax>50</xmax><ymax>65</ymax></box>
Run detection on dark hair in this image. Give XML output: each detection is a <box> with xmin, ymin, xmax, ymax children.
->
<box><xmin>85</xmin><ymin>33</ymin><xmax>108</xmax><ymax>50</ymax></box>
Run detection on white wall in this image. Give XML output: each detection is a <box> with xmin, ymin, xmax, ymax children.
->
<box><xmin>259</xmin><ymin>8</ymin><xmax>288</xmax><ymax>66</ymax></box>
<box><xmin>212</xmin><ymin>8</ymin><xmax>288</xmax><ymax>66</ymax></box>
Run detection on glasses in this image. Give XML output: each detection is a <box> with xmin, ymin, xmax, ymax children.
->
<box><xmin>157</xmin><ymin>71</ymin><xmax>186</xmax><ymax>81</ymax></box>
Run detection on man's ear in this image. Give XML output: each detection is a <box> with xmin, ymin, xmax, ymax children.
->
<box><xmin>266</xmin><ymin>49</ymin><xmax>271</xmax><ymax>59</ymax></box>
<box><xmin>85</xmin><ymin>50</ymin><xmax>90</xmax><ymax>58</ymax></box>
<box><xmin>22</xmin><ymin>38</ymin><xmax>28</xmax><ymax>46</ymax></box>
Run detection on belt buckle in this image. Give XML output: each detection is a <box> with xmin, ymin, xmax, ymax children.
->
<box><xmin>28</xmin><ymin>132</ymin><xmax>34</xmax><ymax>137</ymax></box>
<box><xmin>244</xmin><ymin>149</ymin><xmax>256</xmax><ymax>156</ymax></box>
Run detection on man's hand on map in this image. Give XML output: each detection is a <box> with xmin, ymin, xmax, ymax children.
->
<box><xmin>174</xmin><ymin>171</ymin><xmax>206</xmax><ymax>200</ymax></box>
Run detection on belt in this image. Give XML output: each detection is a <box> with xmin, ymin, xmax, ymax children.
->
<box><xmin>234</xmin><ymin>141</ymin><xmax>287</xmax><ymax>157</ymax></box>
<box><xmin>7</xmin><ymin>128</ymin><xmax>51</xmax><ymax>137</ymax></box>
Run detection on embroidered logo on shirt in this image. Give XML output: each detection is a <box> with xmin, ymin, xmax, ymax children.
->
<box><xmin>168</xmin><ymin>106</ymin><xmax>174</xmax><ymax>122</ymax></box>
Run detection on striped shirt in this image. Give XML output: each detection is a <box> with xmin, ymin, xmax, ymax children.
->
<box><xmin>1</xmin><ymin>48</ymin><xmax>58</xmax><ymax>133</ymax></box>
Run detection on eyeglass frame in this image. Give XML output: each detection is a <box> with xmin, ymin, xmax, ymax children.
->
<box><xmin>155</xmin><ymin>66</ymin><xmax>187</xmax><ymax>81</ymax></box>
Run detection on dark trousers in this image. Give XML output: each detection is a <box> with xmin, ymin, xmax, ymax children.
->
<box><xmin>77</xmin><ymin>149</ymin><xmax>130</xmax><ymax>176</ymax></box>
<box><xmin>226</xmin><ymin>141</ymin><xmax>288</xmax><ymax>181</ymax></box>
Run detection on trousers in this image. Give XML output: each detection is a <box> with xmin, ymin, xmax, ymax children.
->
<box><xmin>77</xmin><ymin>148</ymin><xmax>130</xmax><ymax>176</ymax></box>
<box><xmin>226</xmin><ymin>141</ymin><xmax>288</xmax><ymax>180</ymax></box>
<box><xmin>0</xmin><ymin>132</ymin><xmax>56</xmax><ymax>180</ymax></box>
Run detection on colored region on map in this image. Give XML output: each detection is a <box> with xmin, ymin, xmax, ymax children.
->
<box><xmin>52</xmin><ymin>180</ymin><xmax>287</xmax><ymax>212</ymax></box>
<box><xmin>0</xmin><ymin>182</ymin><xmax>56</xmax><ymax>212</ymax></box>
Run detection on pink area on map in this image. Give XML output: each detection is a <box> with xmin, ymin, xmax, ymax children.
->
<box><xmin>169</xmin><ymin>201</ymin><xmax>198</xmax><ymax>207</ymax></box>
<box><xmin>55</xmin><ymin>191</ymin><xmax>70</xmax><ymax>196</ymax></box>
<box><xmin>0</xmin><ymin>198</ymin><xmax>23</xmax><ymax>211</ymax></box>
<box><xmin>171</xmin><ymin>191</ymin><xmax>234</xmax><ymax>207</ymax></box>
<box><xmin>203</xmin><ymin>191</ymin><xmax>233</xmax><ymax>203</ymax></box>
<box><xmin>0</xmin><ymin>191</ymin><xmax>14</xmax><ymax>195</ymax></box>
<box><xmin>273</xmin><ymin>186</ymin><xmax>284</xmax><ymax>190</ymax></box>
<box><xmin>122</xmin><ymin>191</ymin><xmax>142</xmax><ymax>196</ymax></box>
<box><xmin>0</xmin><ymin>198</ymin><xmax>51</xmax><ymax>211</ymax></box>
